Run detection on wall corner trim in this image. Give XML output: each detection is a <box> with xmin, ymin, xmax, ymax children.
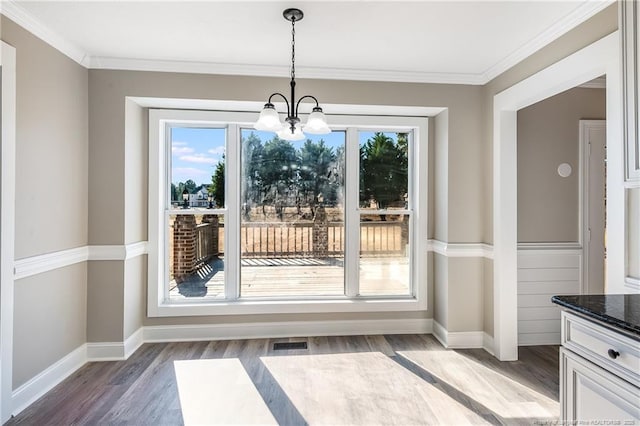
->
<box><xmin>428</xmin><ymin>239</ymin><xmax>494</xmax><ymax>259</ymax></box>
<box><xmin>87</xmin><ymin>328</ymin><xmax>144</xmax><ymax>362</ymax></box>
<box><xmin>11</xmin><ymin>344</ymin><xmax>87</xmax><ymax>418</ymax></box>
<box><xmin>432</xmin><ymin>321</ymin><xmax>493</xmax><ymax>353</ymax></box>
<box><xmin>124</xmin><ymin>328</ymin><xmax>145</xmax><ymax>359</ymax></box>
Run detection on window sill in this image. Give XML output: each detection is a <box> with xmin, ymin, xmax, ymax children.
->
<box><xmin>149</xmin><ymin>296</ymin><xmax>425</xmax><ymax>317</ymax></box>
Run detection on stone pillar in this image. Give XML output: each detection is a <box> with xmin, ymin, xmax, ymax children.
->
<box><xmin>313</xmin><ymin>205</ymin><xmax>328</xmax><ymax>258</ymax></box>
<box><xmin>202</xmin><ymin>214</ymin><xmax>219</xmax><ymax>257</ymax></box>
<box><xmin>173</xmin><ymin>215</ymin><xmax>197</xmax><ymax>281</ymax></box>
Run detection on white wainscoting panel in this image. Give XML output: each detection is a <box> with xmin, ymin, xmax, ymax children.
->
<box><xmin>517</xmin><ymin>245</ymin><xmax>582</xmax><ymax>346</ymax></box>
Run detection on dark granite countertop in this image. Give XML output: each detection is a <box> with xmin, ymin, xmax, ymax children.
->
<box><xmin>551</xmin><ymin>294</ymin><xmax>640</xmax><ymax>337</ymax></box>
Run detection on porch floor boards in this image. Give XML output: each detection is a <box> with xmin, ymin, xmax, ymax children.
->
<box><xmin>169</xmin><ymin>257</ymin><xmax>410</xmax><ymax>299</ymax></box>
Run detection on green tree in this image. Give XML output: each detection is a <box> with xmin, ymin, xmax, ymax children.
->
<box><xmin>241</xmin><ymin>132</ymin><xmax>265</xmax><ymax>216</ymax></box>
<box><xmin>183</xmin><ymin>179</ymin><xmax>197</xmax><ymax>194</ymax></box>
<box><xmin>360</xmin><ymin>132</ymin><xmax>407</xmax><ymax>212</ymax></box>
<box><xmin>260</xmin><ymin>137</ymin><xmax>298</xmax><ymax>212</ymax></box>
<box><xmin>171</xmin><ymin>183</ymin><xmax>177</xmax><ymax>202</ymax></box>
<box><xmin>209</xmin><ymin>155</ymin><xmax>225</xmax><ymax>208</ymax></box>
<box><xmin>298</xmin><ymin>139</ymin><xmax>337</xmax><ymax>206</ymax></box>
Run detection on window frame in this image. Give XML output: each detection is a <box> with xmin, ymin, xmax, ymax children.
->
<box><xmin>148</xmin><ymin>109</ymin><xmax>428</xmax><ymax>317</ymax></box>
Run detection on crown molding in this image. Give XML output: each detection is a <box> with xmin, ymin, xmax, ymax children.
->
<box><xmin>90</xmin><ymin>56</ymin><xmax>487</xmax><ymax>85</ymax></box>
<box><xmin>2</xmin><ymin>0</ymin><xmax>616</xmax><ymax>85</ymax></box>
<box><xmin>481</xmin><ymin>0</ymin><xmax>616</xmax><ymax>83</ymax></box>
<box><xmin>0</xmin><ymin>0</ymin><xmax>90</xmax><ymax>67</ymax></box>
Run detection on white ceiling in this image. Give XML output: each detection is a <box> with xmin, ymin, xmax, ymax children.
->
<box><xmin>3</xmin><ymin>0</ymin><xmax>613</xmax><ymax>84</ymax></box>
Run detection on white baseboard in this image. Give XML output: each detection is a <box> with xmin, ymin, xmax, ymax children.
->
<box><xmin>432</xmin><ymin>321</ymin><xmax>493</xmax><ymax>353</ymax></box>
<box><xmin>86</xmin><ymin>341</ymin><xmax>125</xmax><ymax>362</ymax></box>
<box><xmin>518</xmin><ymin>333</ymin><xmax>561</xmax><ymax>346</ymax></box>
<box><xmin>86</xmin><ymin>328</ymin><xmax>144</xmax><ymax>361</ymax></box>
<box><xmin>432</xmin><ymin>320</ymin><xmax>448</xmax><ymax>347</ymax></box>
<box><xmin>124</xmin><ymin>327</ymin><xmax>145</xmax><ymax>359</ymax></box>
<box><xmin>15</xmin><ymin>320</ymin><xmax>513</xmax><ymax>418</ymax></box>
<box><xmin>11</xmin><ymin>344</ymin><xmax>87</xmax><ymax>417</ymax></box>
<box><xmin>144</xmin><ymin>318</ymin><xmax>433</xmax><ymax>342</ymax></box>
<box><xmin>483</xmin><ymin>333</ymin><xmax>495</xmax><ymax>355</ymax></box>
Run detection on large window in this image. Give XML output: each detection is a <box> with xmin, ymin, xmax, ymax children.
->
<box><xmin>148</xmin><ymin>110</ymin><xmax>427</xmax><ymax>316</ymax></box>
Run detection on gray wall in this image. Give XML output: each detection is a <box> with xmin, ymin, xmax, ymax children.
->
<box><xmin>2</xmin><ymin>16</ymin><xmax>89</xmax><ymax>389</ymax></box>
<box><xmin>482</xmin><ymin>3</ymin><xmax>618</xmax><ymax>245</ymax></box>
<box><xmin>13</xmin><ymin>265</ymin><xmax>86</xmax><ymax>388</ymax></box>
<box><xmin>517</xmin><ymin>87</ymin><xmax>606</xmax><ymax>243</ymax></box>
<box><xmin>87</xmin><ymin>69</ymin><xmax>483</xmax><ymax>338</ymax></box>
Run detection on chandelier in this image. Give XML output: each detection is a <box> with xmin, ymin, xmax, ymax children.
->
<box><xmin>254</xmin><ymin>8</ymin><xmax>330</xmax><ymax>141</ymax></box>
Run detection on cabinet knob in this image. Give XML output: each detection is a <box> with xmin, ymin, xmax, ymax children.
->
<box><xmin>607</xmin><ymin>349</ymin><xmax>620</xmax><ymax>359</ymax></box>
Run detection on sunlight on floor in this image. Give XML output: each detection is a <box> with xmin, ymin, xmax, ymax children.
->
<box><xmin>398</xmin><ymin>350</ymin><xmax>559</xmax><ymax>421</ymax></box>
<box><xmin>260</xmin><ymin>352</ymin><xmax>488</xmax><ymax>425</ymax></box>
<box><xmin>174</xmin><ymin>359</ymin><xmax>277</xmax><ymax>425</ymax></box>
<box><xmin>173</xmin><ymin>348</ymin><xmax>558</xmax><ymax>425</ymax></box>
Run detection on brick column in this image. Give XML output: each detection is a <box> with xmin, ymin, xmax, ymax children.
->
<box><xmin>313</xmin><ymin>205</ymin><xmax>328</xmax><ymax>258</ymax></box>
<box><xmin>400</xmin><ymin>215</ymin><xmax>410</xmax><ymax>255</ymax></box>
<box><xmin>173</xmin><ymin>215</ymin><xmax>197</xmax><ymax>281</ymax></box>
<box><xmin>202</xmin><ymin>214</ymin><xmax>219</xmax><ymax>257</ymax></box>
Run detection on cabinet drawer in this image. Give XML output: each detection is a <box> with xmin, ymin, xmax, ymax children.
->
<box><xmin>561</xmin><ymin>311</ymin><xmax>640</xmax><ymax>386</ymax></box>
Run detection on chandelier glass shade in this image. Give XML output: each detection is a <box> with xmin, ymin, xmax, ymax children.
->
<box><xmin>254</xmin><ymin>8</ymin><xmax>330</xmax><ymax>141</ymax></box>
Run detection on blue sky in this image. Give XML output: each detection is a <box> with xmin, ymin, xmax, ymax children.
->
<box><xmin>170</xmin><ymin>127</ymin><xmax>398</xmax><ymax>185</ymax></box>
<box><xmin>171</xmin><ymin>127</ymin><xmax>226</xmax><ymax>186</ymax></box>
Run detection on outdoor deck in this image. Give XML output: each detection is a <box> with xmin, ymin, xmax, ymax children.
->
<box><xmin>169</xmin><ymin>256</ymin><xmax>410</xmax><ymax>299</ymax></box>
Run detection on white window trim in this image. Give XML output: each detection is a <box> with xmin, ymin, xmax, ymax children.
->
<box><xmin>148</xmin><ymin>108</ymin><xmax>428</xmax><ymax>317</ymax></box>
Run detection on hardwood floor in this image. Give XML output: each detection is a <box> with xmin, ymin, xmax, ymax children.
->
<box><xmin>7</xmin><ymin>335</ymin><xmax>559</xmax><ymax>425</ymax></box>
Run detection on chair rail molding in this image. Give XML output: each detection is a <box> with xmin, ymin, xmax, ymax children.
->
<box><xmin>13</xmin><ymin>243</ymin><xmax>149</xmax><ymax>280</ymax></box>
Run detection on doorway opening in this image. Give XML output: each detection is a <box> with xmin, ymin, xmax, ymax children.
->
<box><xmin>492</xmin><ymin>32</ymin><xmax>620</xmax><ymax>361</ymax></box>
<box><xmin>515</xmin><ymin>83</ymin><xmax>606</xmax><ymax>347</ymax></box>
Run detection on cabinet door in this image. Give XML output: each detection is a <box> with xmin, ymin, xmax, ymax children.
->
<box><xmin>561</xmin><ymin>348</ymin><xmax>640</xmax><ymax>422</ymax></box>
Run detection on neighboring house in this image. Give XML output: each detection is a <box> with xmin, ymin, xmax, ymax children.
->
<box><xmin>189</xmin><ymin>186</ymin><xmax>210</xmax><ymax>207</ymax></box>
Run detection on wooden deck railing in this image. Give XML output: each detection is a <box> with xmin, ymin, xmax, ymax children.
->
<box><xmin>173</xmin><ymin>217</ymin><xmax>407</xmax><ymax>280</ymax></box>
<box><xmin>235</xmin><ymin>221</ymin><xmax>406</xmax><ymax>258</ymax></box>
<box><xmin>240</xmin><ymin>222</ymin><xmax>347</xmax><ymax>257</ymax></box>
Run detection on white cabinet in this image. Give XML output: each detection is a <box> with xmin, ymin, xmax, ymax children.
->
<box><xmin>560</xmin><ymin>312</ymin><xmax>640</xmax><ymax>422</ymax></box>
<box><xmin>561</xmin><ymin>349</ymin><xmax>640</xmax><ymax>421</ymax></box>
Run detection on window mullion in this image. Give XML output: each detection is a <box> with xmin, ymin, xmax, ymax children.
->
<box><xmin>225</xmin><ymin>124</ymin><xmax>240</xmax><ymax>300</ymax></box>
<box><xmin>345</xmin><ymin>127</ymin><xmax>359</xmax><ymax>297</ymax></box>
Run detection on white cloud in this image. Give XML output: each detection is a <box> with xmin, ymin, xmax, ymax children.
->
<box><xmin>173</xmin><ymin>141</ymin><xmax>188</xmax><ymax>146</ymax></box>
<box><xmin>172</xmin><ymin>146</ymin><xmax>195</xmax><ymax>155</ymax></box>
<box><xmin>208</xmin><ymin>146</ymin><xmax>225</xmax><ymax>155</ymax></box>
<box><xmin>173</xmin><ymin>167</ymin><xmax>209</xmax><ymax>176</ymax></box>
<box><xmin>179</xmin><ymin>154</ymin><xmax>218</xmax><ymax>165</ymax></box>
